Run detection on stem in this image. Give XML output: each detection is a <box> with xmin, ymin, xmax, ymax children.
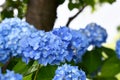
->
<box><xmin>66</xmin><ymin>5</ymin><xmax>87</xmax><ymax>27</ymax></box>
<box><xmin>34</xmin><ymin>64</ymin><xmax>41</xmax><ymax>80</ymax></box>
<box><xmin>2</xmin><ymin>57</ymin><xmax>12</xmax><ymax>73</ymax></box>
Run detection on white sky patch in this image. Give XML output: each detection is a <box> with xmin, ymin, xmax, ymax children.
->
<box><xmin>0</xmin><ymin>0</ymin><xmax>5</xmax><ymax>6</ymax></box>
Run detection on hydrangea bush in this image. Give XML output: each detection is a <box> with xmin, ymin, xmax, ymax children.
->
<box><xmin>0</xmin><ymin>17</ymin><xmax>120</xmax><ymax>80</ymax></box>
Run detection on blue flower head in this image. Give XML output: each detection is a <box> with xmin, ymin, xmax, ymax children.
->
<box><xmin>52</xmin><ymin>27</ymin><xmax>72</xmax><ymax>47</ymax></box>
<box><xmin>85</xmin><ymin>23</ymin><xmax>107</xmax><ymax>47</ymax></box>
<box><xmin>0</xmin><ymin>18</ymin><xmax>37</xmax><ymax>63</ymax></box>
<box><xmin>52</xmin><ymin>27</ymin><xmax>89</xmax><ymax>63</ymax></box>
<box><xmin>67</xmin><ymin>29</ymin><xmax>89</xmax><ymax>63</ymax></box>
<box><xmin>116</xmin><ymin>40</ymin><xmax>120</xmax><ymax>59</ymax></box>
<box><xmin>18</xmin><ymin>30</ymin><xmax>45</xmax><ymax>64</ymax></box>
<box><xmin>53</xmin><ymin>64</ymin><xmax>86</xmax><ymax>80</ymax></box>
<box><xmin>38</xmin><ymin>32</ymin><xmax>68</xmax><ymax>66</ymax></box>
<box><xmin>18</xmin><ymin>30</ymin><xmax>68</xmax><ymax>66</ymax></box>
<box><xmin>0</xmin><ymin>69</ymin><xmax>23</xmax><ymax>80</ymax></box>
<box><xmin>52</xmin><ymin>27</ymin><xmax>73</xmax><ymax>62</ymax></box>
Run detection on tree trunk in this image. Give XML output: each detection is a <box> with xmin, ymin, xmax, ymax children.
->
<box><xmin>26</xmin><ymin>0</ymin><xmax>59</xmax><ymax>31</ymax></box>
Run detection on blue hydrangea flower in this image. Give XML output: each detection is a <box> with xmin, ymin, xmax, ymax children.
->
<box><xmin>52</xmin><ymin>27</ymin><xmax>73</xmax><ymax>62</ymax></box>
<box><xmin>68</xmin><ymin>29</ymin><xmax>89</xmax><ymax>63</ymax></box>
<box><xmin>18</xmin><ymin>30</ymin><xmax>68</xmax><ymax>66</ymax></box>
<box><xmin>38</xmin><ymin>32</ymin><xmax>68</xmax><ymax>66</ymax></box>
<box><xmin>116</xmin><ymin>40</ymin><xmax>120</xmax><ymax>59</ymax></box>
<box><xmin>53</xmin><ymin>64</ymin><xmax>86</xmax><ymax>80</ymax></box>
<box><xmin>0</xmin><ymin>18</ymin><xmax>37</xmax><ymax>63</ymax></box>
<box><xmin>84</xmin><ymin>23</ymin><xmax>107</xmax><ymax>47</ymax></box>
<box><xmin>17</xmin><ymin>30</ymin><xmax>45</xmax><ymax>63</ymax></box>
<box><xmin>0</xmin><ymin>69</ymin><xmax>23</xmax><ymax>80</ymax></box>
<box><xmin>52</xmin><ymin>27</ymin><xmax>72</xmax><ymax>47</ymax></box>
<box><xmin>18</xmin><ymin>30</ymin><xmax>45</xmax><ymax>64</ymax></box>
<box><xmin>52</xmin><ymin>27</ymin><xmax>89</xmax><ymax>63</ymax></box>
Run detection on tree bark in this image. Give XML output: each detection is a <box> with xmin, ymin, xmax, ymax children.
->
<box><xmin>26</xmin><ymin>0</ymin><xmax>59</xmax><ymax>31</ymax></box>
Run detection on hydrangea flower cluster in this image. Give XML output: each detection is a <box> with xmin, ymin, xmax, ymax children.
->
<box><xmin>80</xmin><ymin>23</ymin><xmax>107</xmax><ymax>47</ymax></box>
<box><xmin>0</xmin><ymin>69</ymin><xmax>22</xmax><ymax>80</ymax></box>
<box><xmin>52</xmin><ymin>27</ymin><xmax>73</xmax><ymax>61</ymax></box>
<box><xmin>37</xmin><ymin>32</ymin><xmax>68</xmax><ymax>65</ymax></box>
<box><xmin>17</xmin><ymin>30</ymin><xmax>45</xmax><ymax>64</ymax></box>
<box><xmin>116</xmin><ymin>40</ymin><xmax>120</xmax><ymax>59</ymax></box>
<box><xmin>53</xmin><ymin>64</ymin><xmax>86</xmax><ymax>80</ymax></box>
<box><xmin>18</xmin><ymin>30</ymin><xmax>68</xmax><ymax>66</ymax></box>
<box><xmin>69</xmin><ymin>29</ymin><xmax>89</xmax><ymax>63</ymax></box>
<box><xmin>52</xmin><ymin>27</ymin><xmax>89</xmax><ymax>63</ymax></box>
<box><xmin>0</xmin><ymin>18</ymin><xmax>107</xmax><ymax>66</ymax></box>
<box><xmin>0</xmin><ymin>18</ymin><xmax>37</xmax><ymax>63</ymax></box>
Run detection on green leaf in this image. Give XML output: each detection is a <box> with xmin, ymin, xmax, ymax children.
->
<box><xmin>24</xmin><ymin>61</ymin><xmax>39</xmax><ymax>76</ymax></box>
<box><xmin>99</xmin><ymin>0</ymin><xmax>116</xmax><ymax>4</ymax></box>
<box><xmin>58</xmin><ymin>0</ymin><xmax>65</xmax><ymax>4</ymax></box>
<box><xmin>1</xmin><ymin>9</ymin><xmax>14</xmax><ymax>20</ymax></box>
<box><xmin>68</xmin><ymin>0</ymin><xmax>83</xmax><ymax>10</ymax></box>
<box><xmin>7</xmin><ymin>57</ymin><xmax>20</xmax><ymax>70</ymax></box>
<box><xmin>101</xmin><ymin>46</ymin><xmax>116</xmax><ymax>58</ymax></box>
<box><xmin>23</xmin><ymin>73</ymin><xmax>33</xmax><ymax>80</ymax></box>
<box><xmin>13</xmin><ymin>59</ymin><xmax>29</xmax><ymax>74</ymax></box>
<box><xmin>18</xmin><ymin>7</ymin><xmax>25</xmax><ymax>18</ymax></box>
<box><xmin>67</xmin><ymin>0</ymin><xmax>116</xmax><ymax>11</ymax></box>
<box><xmin>13</xmin><ymin>59</ymin><xmax>35</xmax><ymax>75</ymax></box>
<box><xmin>101</xmin><ymin>56</ymin><xmax>120</xmax><ymax>77</ymax></box>
<box><xmin>33</xmin><ymin>65</ymin><xmax>57</xmax><ymax>80</ymax></box>
<box><xmin>81</xmin><ymin>47</ymin><xmax>103</xmax><ymax>74</ymax></box>
<box><xmin>84</xmin><ymin>0</ymin><xmax>95</xmax><ymax>8</ymax></box>
<box><xmin>6</xmin><ymin>0</ymin><xmax>21</xmax><ymax>8</ymax></box>
<box><xmin>0</xmin><ymin>0</ymin><xmax>28</xmax><ymax>21</ymax></box>
<box><xmin>93</xmin><ymin>76</ymin><xmax>117</xmax><ymax>80</ymax></box>
<box><xmin>0</xmin><ymin>57</ymin><xmax>19</xmax><ymax>69</ymax></box>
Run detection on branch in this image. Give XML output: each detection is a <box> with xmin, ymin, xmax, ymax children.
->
<box><xmin>2</xmin><ymin>57</ymin><xmax>12</xmax><ymax>73</ymax></box>
<box><xmin>66</xmin><ymin>5</ymin><xmax>87</xmax><ymax>27</ymax></box>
